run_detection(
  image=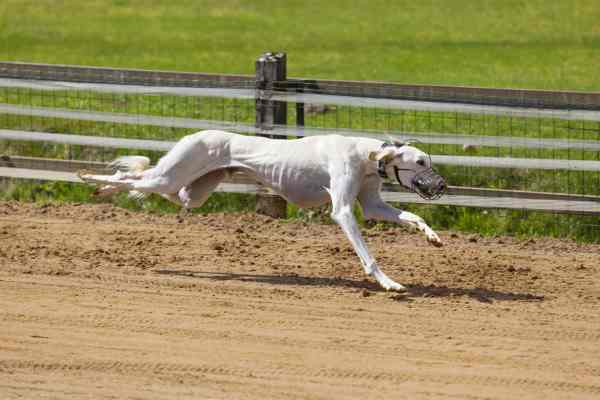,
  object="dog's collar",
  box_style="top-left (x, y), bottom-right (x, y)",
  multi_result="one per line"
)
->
top-left (377, 142), bottom-right (394, 179)
top-left (377, 160), bottom-right (388, 179)
top-left (376, 143), bottom-right (410, 189)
